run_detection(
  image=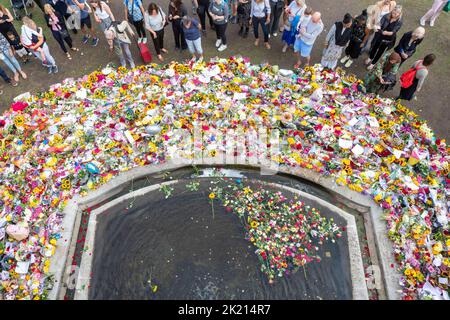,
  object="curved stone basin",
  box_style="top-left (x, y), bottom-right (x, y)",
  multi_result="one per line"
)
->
top-left (88, 179), bottom-right (353, 300)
